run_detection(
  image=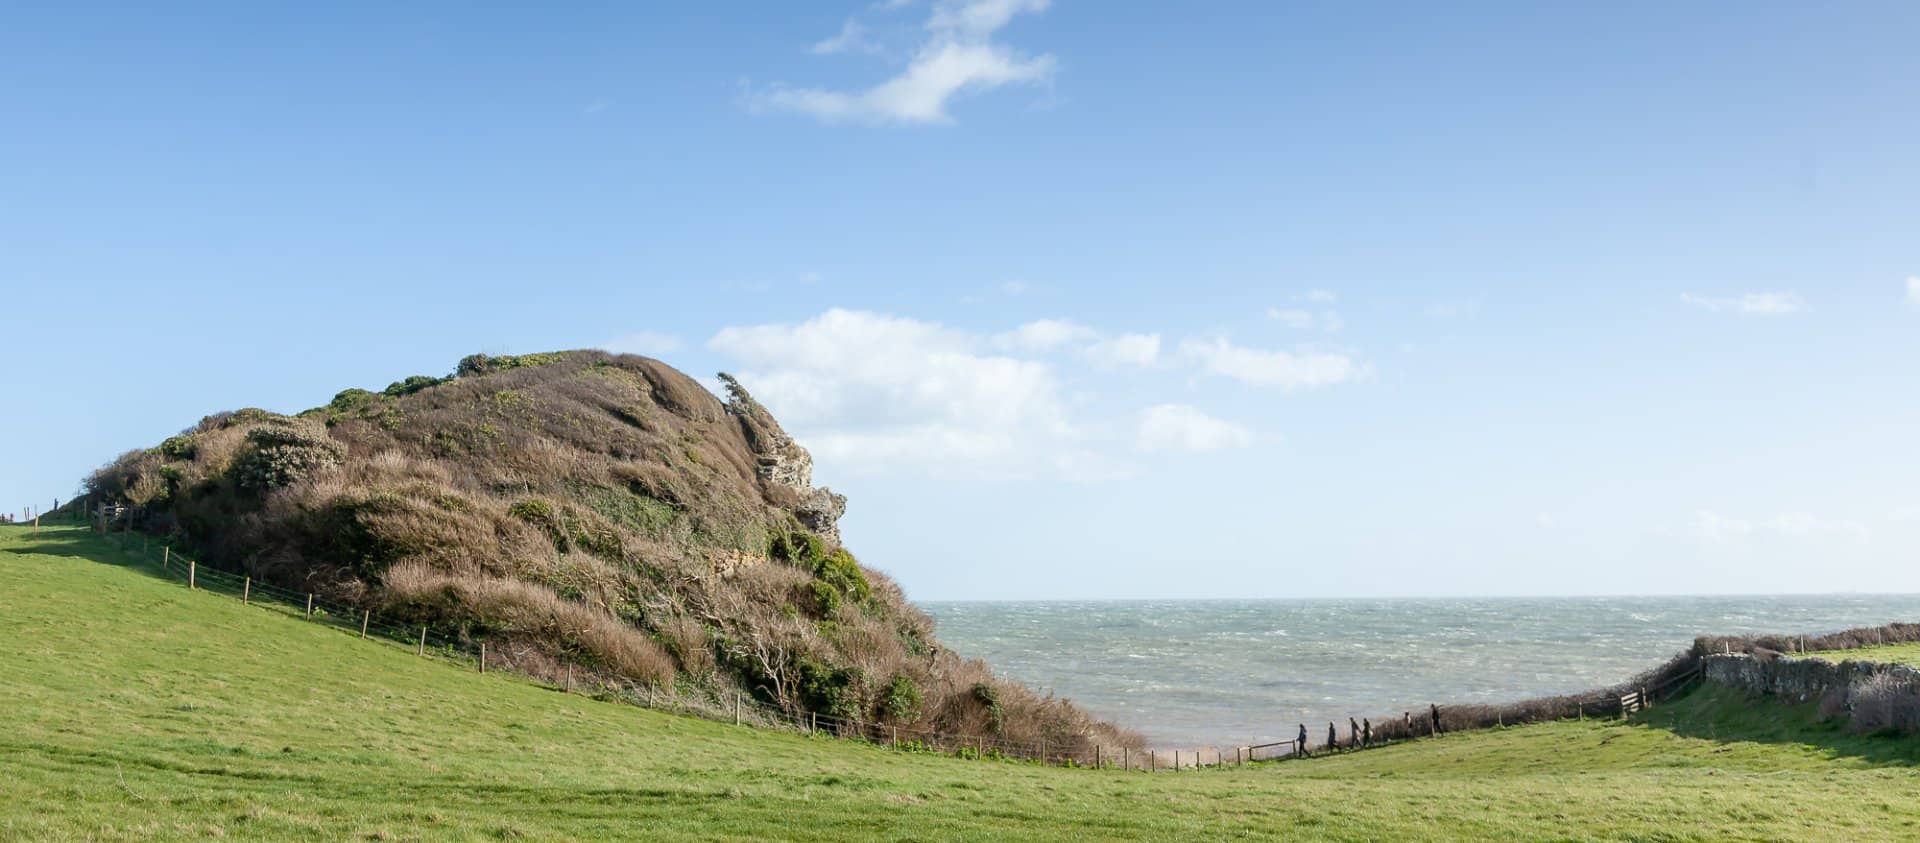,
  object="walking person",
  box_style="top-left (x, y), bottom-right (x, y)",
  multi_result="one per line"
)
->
top-left (1430, 703), bottom-right (1443, 735)
top-left (1296, 723), bottom-right (1308, 758)
top-left (1363, 718), bottom-right (1372, 748)
top-left (1327, 721), bottom-right (1337, 752)
top-left (1349, 718), bottom-right (1361, 749)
